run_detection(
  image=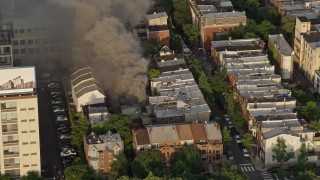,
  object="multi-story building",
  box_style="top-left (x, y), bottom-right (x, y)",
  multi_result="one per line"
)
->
top-left (211, 38), bottom-right (265, 69)
top-left (0, 30), bottom-right (13, 67)
top-left (84, 131), bottom-right (124, 173)
top-left (268, 34), bottom-right (294, 80)
top-left (293, 16), bottom-right (320, 83)
top-left (0, 66), bottom-right (41, 177)
top-left (132, 122), bottom-right (223, 169)
top-left (0, 0), bottom-right (71, 67)
top-left (71, 67), bottom-right (106, 112)
top-left (149, 69), bottom-right (211, 124)
top-left (153, 46), bottom-right (188, 72)
top-left (188, 0), bottom-right (247, 50)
